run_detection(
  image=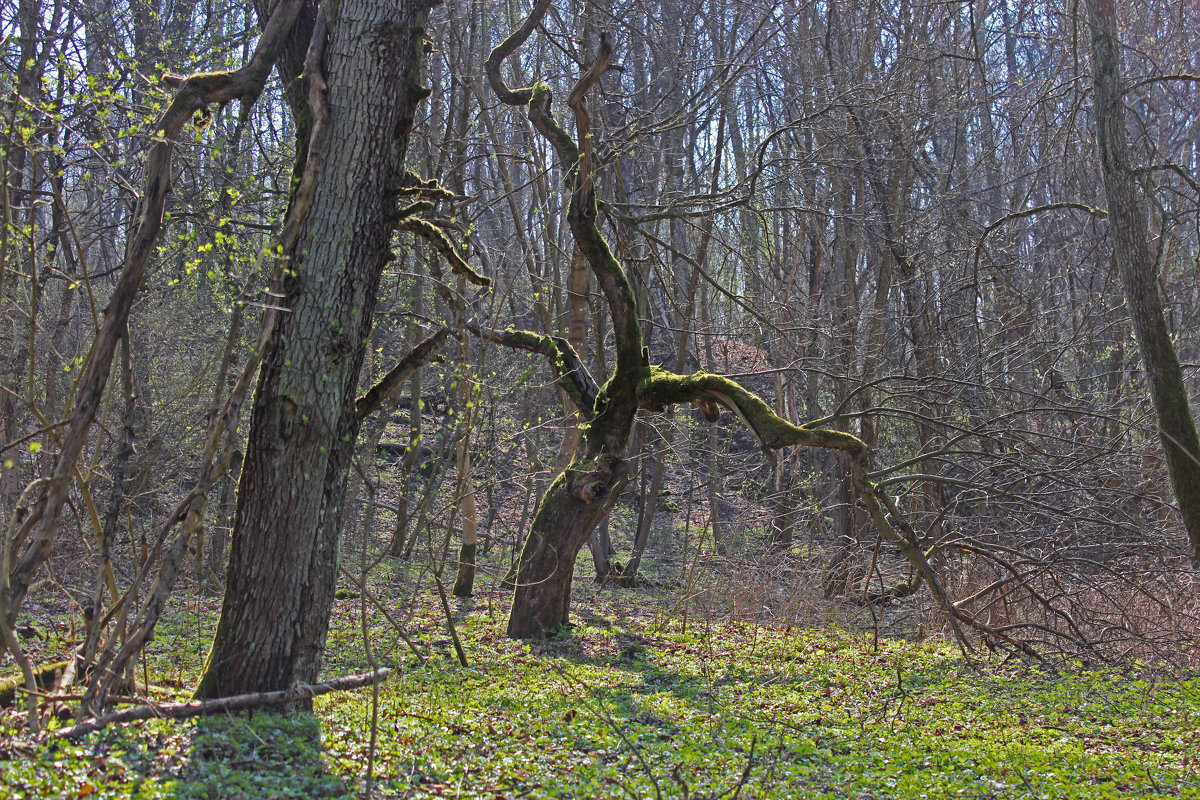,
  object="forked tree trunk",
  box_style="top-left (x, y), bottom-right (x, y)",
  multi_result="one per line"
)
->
top-left (196, 0), bottom-right (434, 699)
top-left (507, 460), bottom-right (630, 637)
